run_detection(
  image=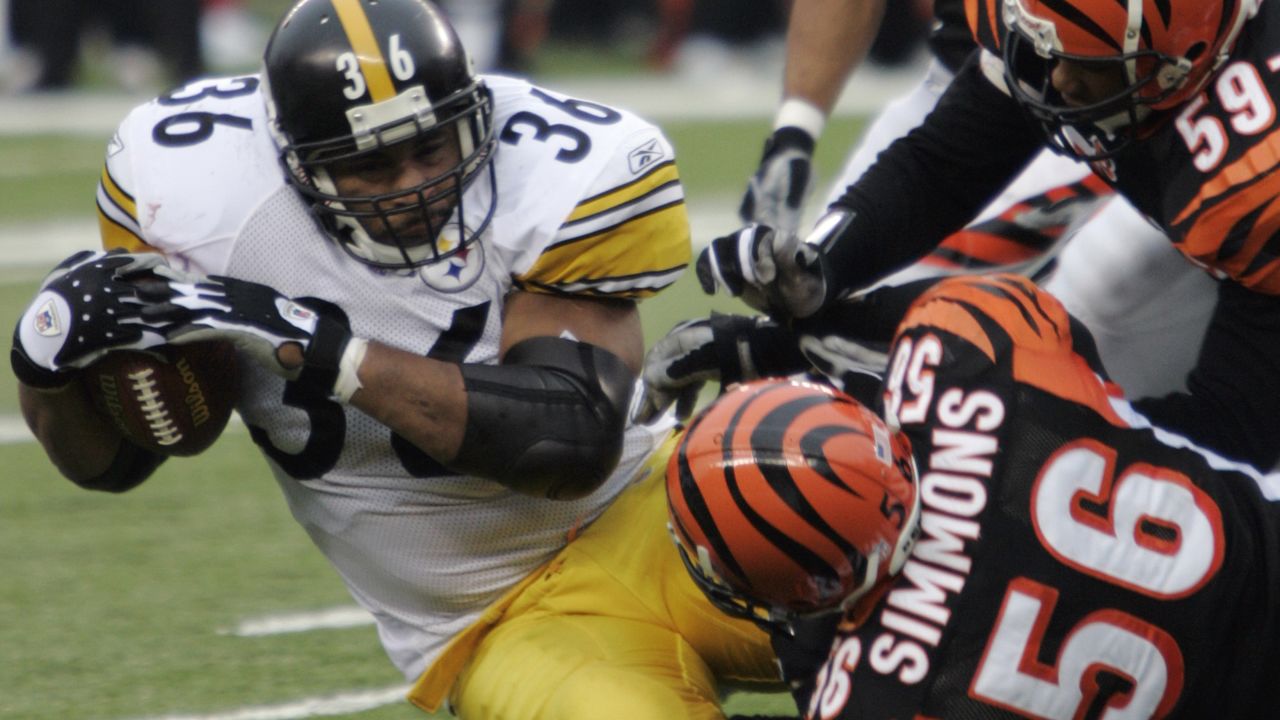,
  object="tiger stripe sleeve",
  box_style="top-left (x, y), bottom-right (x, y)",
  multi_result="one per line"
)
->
top-left (514, 159), bottom-right (691, 299)
top-left (1170, 129), bottom-right (1280, 294)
